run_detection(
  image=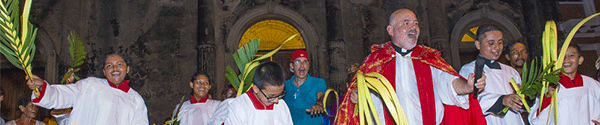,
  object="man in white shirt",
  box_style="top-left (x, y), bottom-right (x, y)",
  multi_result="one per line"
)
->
top-left (459, 25), bottom-right (525, 125)
top-left (223, 61), bottom-right (293, 125)
top-left (26, 52), bottom-right (148, 125)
